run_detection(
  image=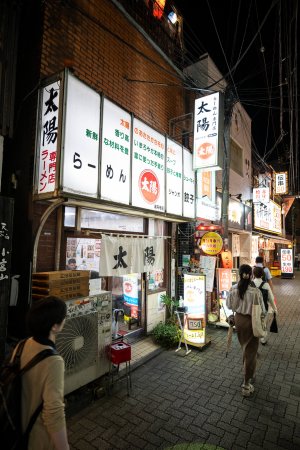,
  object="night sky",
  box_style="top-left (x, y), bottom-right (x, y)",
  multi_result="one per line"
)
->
top-left (172, 0), bottom-right (293, 171)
